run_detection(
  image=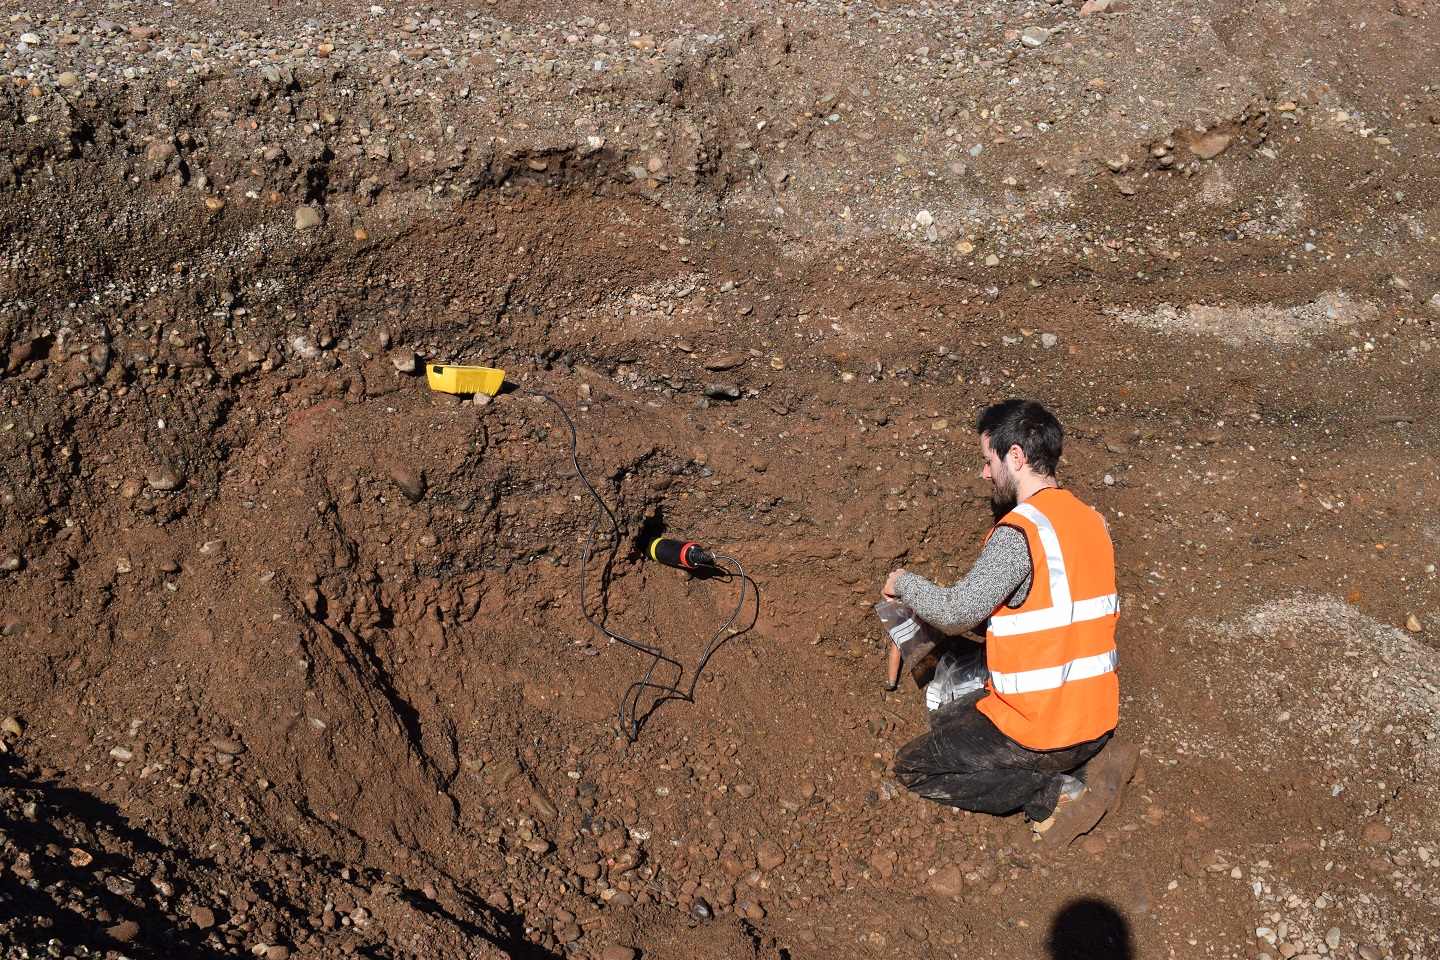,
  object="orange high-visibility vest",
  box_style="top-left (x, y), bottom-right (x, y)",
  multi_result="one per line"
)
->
top-left (977, 487), bottom-right (1120, 750)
